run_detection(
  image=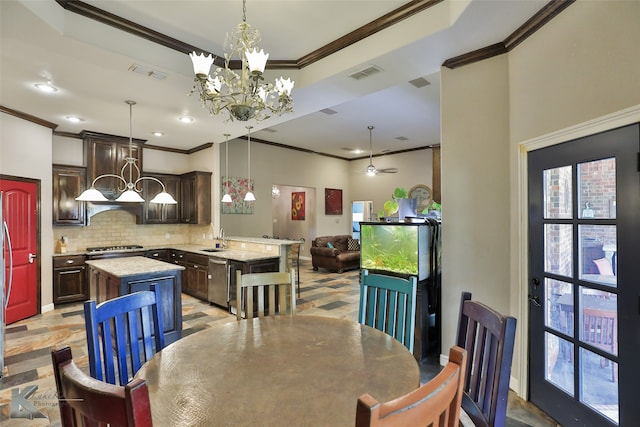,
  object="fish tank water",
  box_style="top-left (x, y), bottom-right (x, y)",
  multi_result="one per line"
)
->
top-left (359, 223), bottom-right (429, 280)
